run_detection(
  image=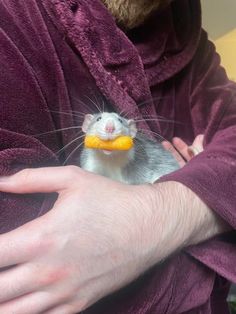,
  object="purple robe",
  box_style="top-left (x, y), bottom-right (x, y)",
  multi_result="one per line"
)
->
top-left (0, 0), bottom-right (235, 312)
